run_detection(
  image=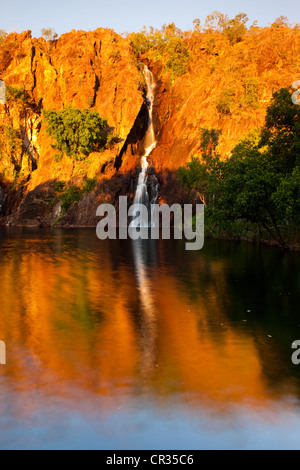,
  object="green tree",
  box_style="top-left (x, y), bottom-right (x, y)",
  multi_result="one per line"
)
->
top-left (178, 129), bottom-right (221, 205)
top-left (43, 107), bottom-right (109, 160)
top-left (129, 28), bottom-right (152, 56)
top-left (41, 28), bottom-right (58, 41)
top-left (223, 13), bottom-right (249, 44)
top-left (261, 88), bottom-right (300, 173)
top-left (178, 88), bottom-right (300, 246)
top-left (164, 37), bottom-right (191, 79)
